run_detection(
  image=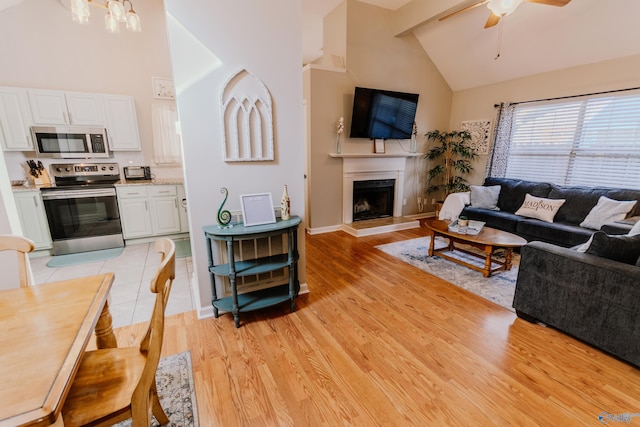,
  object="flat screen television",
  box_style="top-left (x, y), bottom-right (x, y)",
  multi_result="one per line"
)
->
top-left (349, 86), bottom-right (419, 140)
